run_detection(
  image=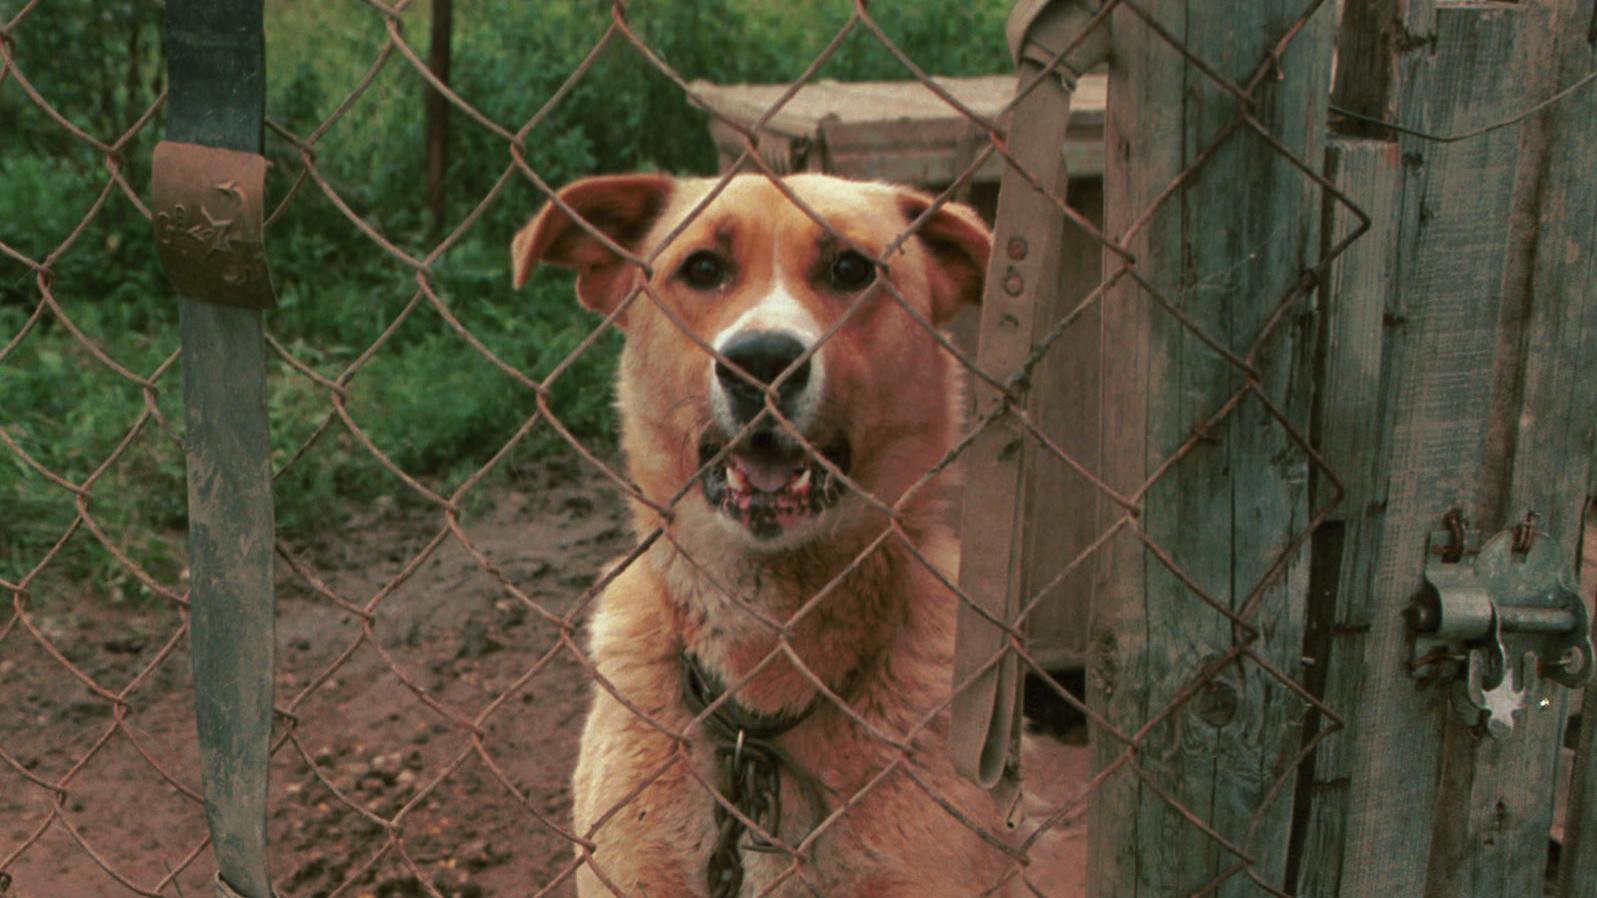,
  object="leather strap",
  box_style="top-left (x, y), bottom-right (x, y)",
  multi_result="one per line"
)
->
top-left (951, 0), bottom-right (1108, 815)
